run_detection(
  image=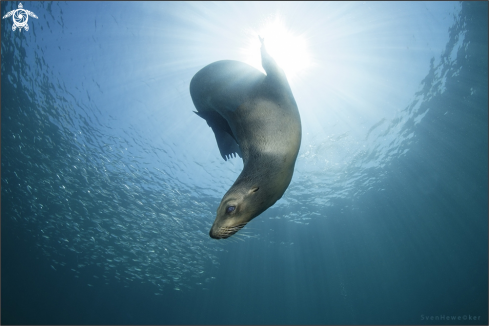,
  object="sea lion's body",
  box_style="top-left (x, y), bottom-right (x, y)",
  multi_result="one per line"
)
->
top-left (190, 40), bottom-right (301, 239)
